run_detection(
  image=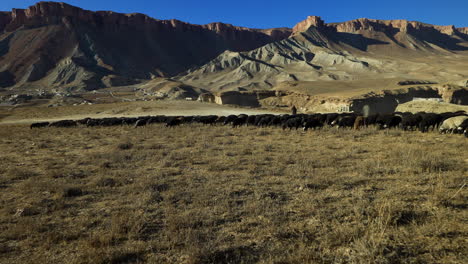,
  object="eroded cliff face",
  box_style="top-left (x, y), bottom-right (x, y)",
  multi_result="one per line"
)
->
top-left (0, 12), bottom-right (11, 32)
top-left (349, 87), bottom-right (442, 114)
top-left (349, 86), bottom-right (468, 114)
top-left (457, 27), bottom-right (468, 40)
top-left (290, 16), bottom-right (464, 37)
top-left (438, 85), bottom-right (468, 104)
top-left (255, 86), bottom-right (468, 114)
top-left (292, 16), bottom-right (325, 34)
top-left (290, 16), bottom-right (468, 52)
top-left (3, 2), bottom-right (291, 49)
top-left (329, 18), bottom-right (458, 35)
top-left (458, 27), bottom-right (468, 34)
